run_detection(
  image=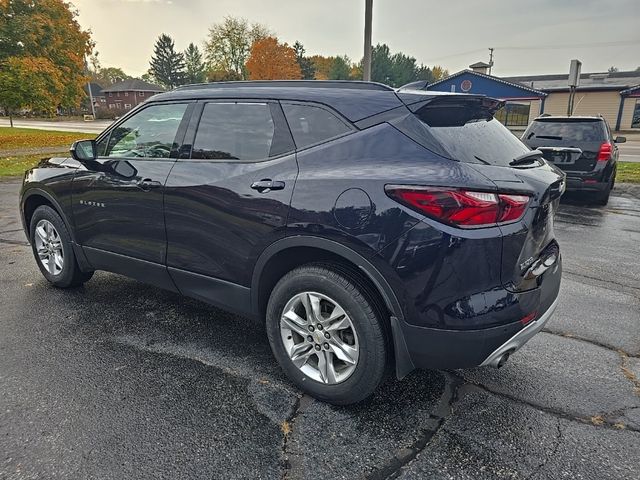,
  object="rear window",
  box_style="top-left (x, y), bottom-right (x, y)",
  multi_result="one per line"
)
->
top-left (524, 120), bottom-right (606, 142)
top-left (413, 116), bottom-right (530, 167)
